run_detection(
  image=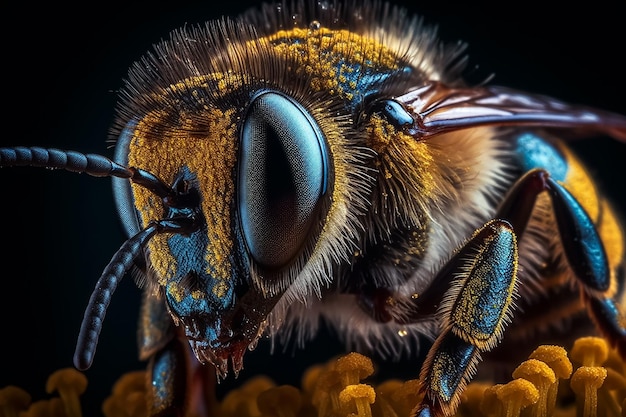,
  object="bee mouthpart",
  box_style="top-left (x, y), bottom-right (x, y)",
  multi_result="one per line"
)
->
top-left (181, 310), bottom-right (270, 381)
top-left (191, 337), bottom-right (252, 380)
top-left (171, 282), bottom-right (278, 380)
